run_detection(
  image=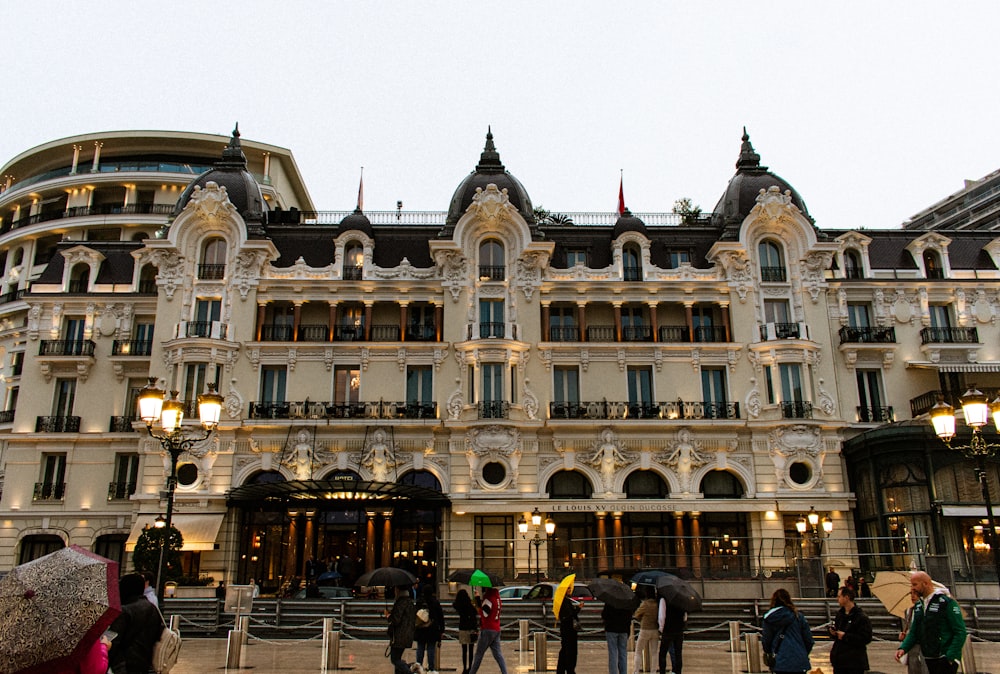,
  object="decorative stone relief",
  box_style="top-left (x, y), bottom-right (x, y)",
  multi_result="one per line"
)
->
top-left (584, 428), bottom-right (632, 494)
top-left (892, 290), bottom-right (915, 324)
top-left (800, 251), bottom-right (832, 303)
top-left (745, 378), bottom-right (761, 419)
top-left (358, 427), bottom-right (397, 482)
top-left (397, 348), bottom-right (407, 372)
top-left (447, 379), bottom-right (464, 420)
top-left (434, 250), bottom-right (468, 302)
top-left (465, 424), bottom-right (522, 491)
top-left (816, 378), bottom-right (835, 416)
top-left (287, 348), bottom-right (297, 372)
top-left (768, 424), bottom-right (825, 490)
top-left (514, 251), bottom-right (546, 301)
top-left (715, 251), bottom-right (752, 302)
top-left (139, 249), bottom-right (184, 300)
top-left (231, 249), bottom-right (269, 300)
top-left (433, 347), bottom-right (447, 372)
top-left (973, 288), bottom-right (995, 325)
top-left (658, 428), bottom-right (708, 494)
top-left (521, 378), bottom-right (539, 421)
